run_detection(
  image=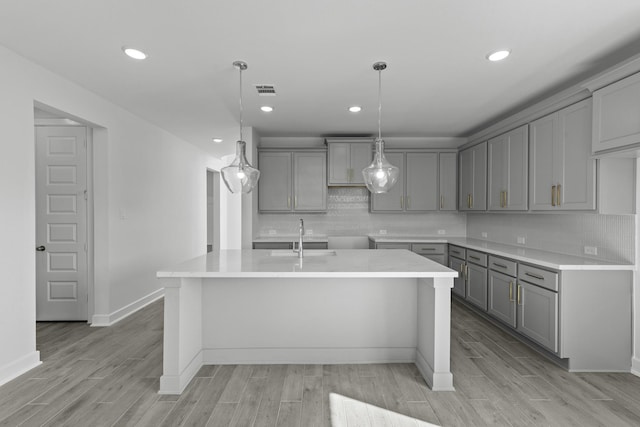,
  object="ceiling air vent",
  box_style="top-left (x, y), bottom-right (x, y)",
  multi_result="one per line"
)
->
top-left (255, 85), bottom-right (276, 96)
